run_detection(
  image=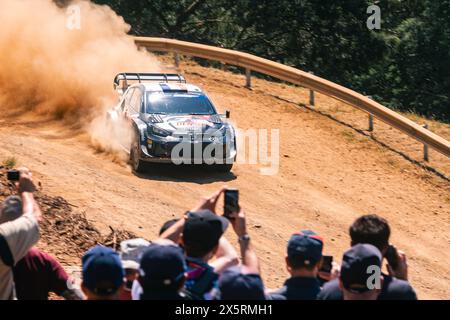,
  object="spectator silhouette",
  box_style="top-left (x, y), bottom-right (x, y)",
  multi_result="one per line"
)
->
top-left (81, 245), bottom-right (124, 300)
top-left (0, 168), bottom-right (41, 300)
top-left (160, 188), bottom-right (239, 300)
top-left (318, 214), bottom-right (417, 300)
top-left (138, 242), bottom-right (186, 300)
top-left (339, 244), bottom-right (383, 300)
top-left (217, 208), bottom-right (265, 300)
top-left (269, 230), bottom-right (323, 300)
